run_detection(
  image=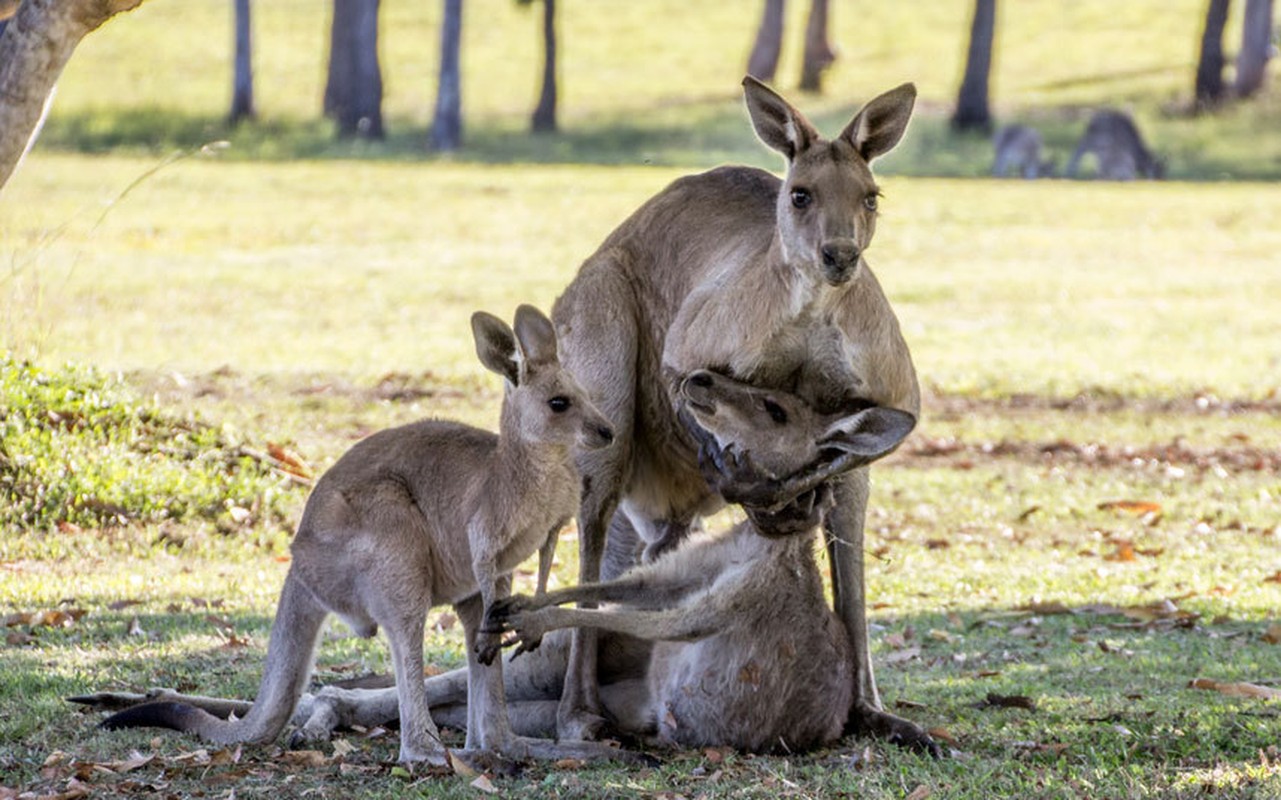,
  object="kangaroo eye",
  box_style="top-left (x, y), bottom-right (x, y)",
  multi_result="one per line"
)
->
top-left (762, 399), bottom-right (788, 424)
top-left (548, 396), bottom-right (572, 413)
top-left (864, 193), bottom-right (879, 211)
top-left (790, 188), bottom-right (812, 209)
